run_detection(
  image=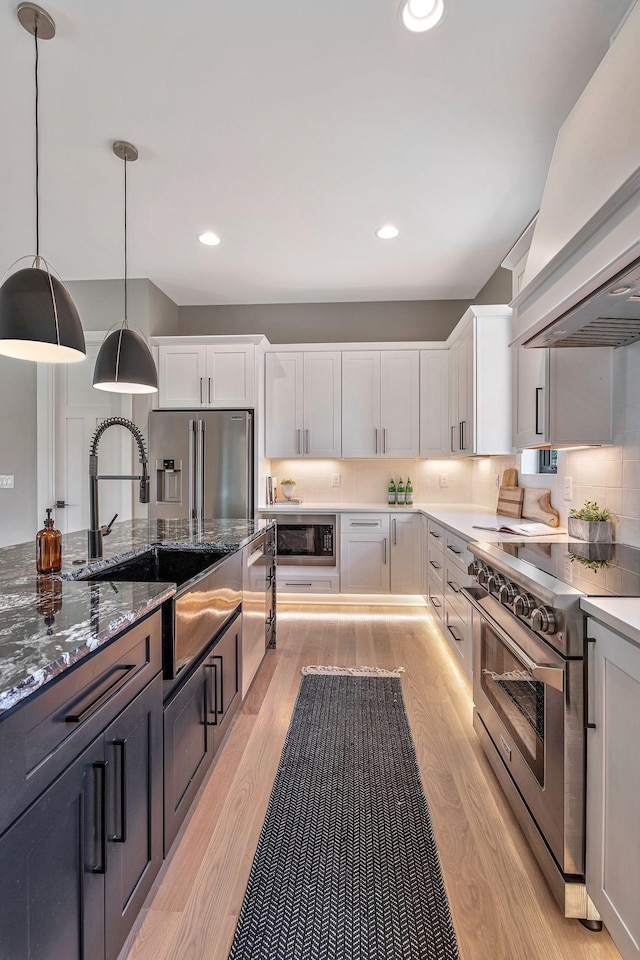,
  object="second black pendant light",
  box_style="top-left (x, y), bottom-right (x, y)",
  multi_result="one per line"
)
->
top-left (93, 141), bottom-right (158, 394)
